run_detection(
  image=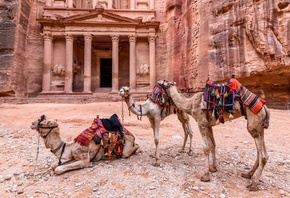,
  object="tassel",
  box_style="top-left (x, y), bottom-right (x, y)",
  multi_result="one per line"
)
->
top-left (117, 146), bottom-right (121, 154)
top-left (224, 92), bottom-right (228, 98)
top-left (211, 89), bottom-right (215, 96)
top-left (218, 101), bottom-right (222, 106)
top-left (229, 113), bottom-right (234, 118)
top-left (215, 89), bottom-right (219, 97)
top-left (107, 150), bottom-right (111, 157)
top-left (212, 110), bottom-right (215, 118)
